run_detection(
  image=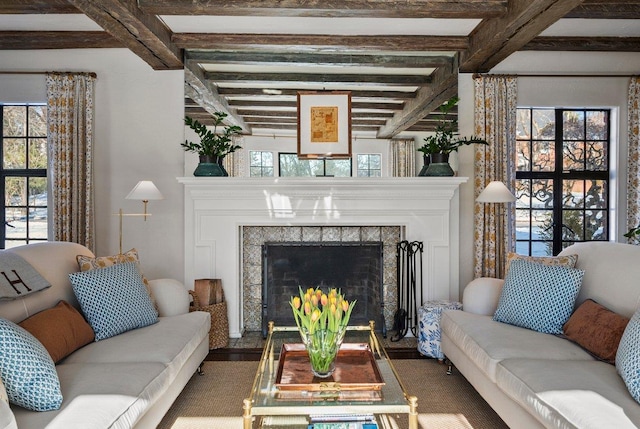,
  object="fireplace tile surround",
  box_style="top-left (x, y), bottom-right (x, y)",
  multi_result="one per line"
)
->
top-left (178, 177), bottom-right (467, 338)
top-left (242, 225), bottom-right (402, 332)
